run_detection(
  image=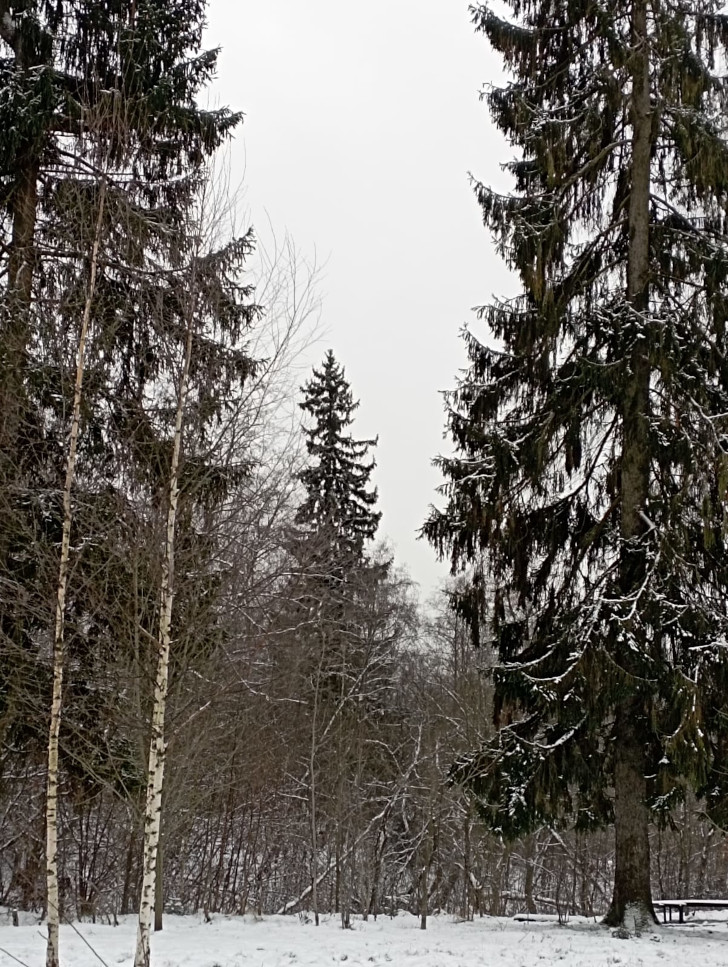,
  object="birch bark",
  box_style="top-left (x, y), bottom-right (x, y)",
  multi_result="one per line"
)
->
top-left (46, 178), bottom-right (107, 967)
top-left (134, 284), bottom-right (195, 967)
